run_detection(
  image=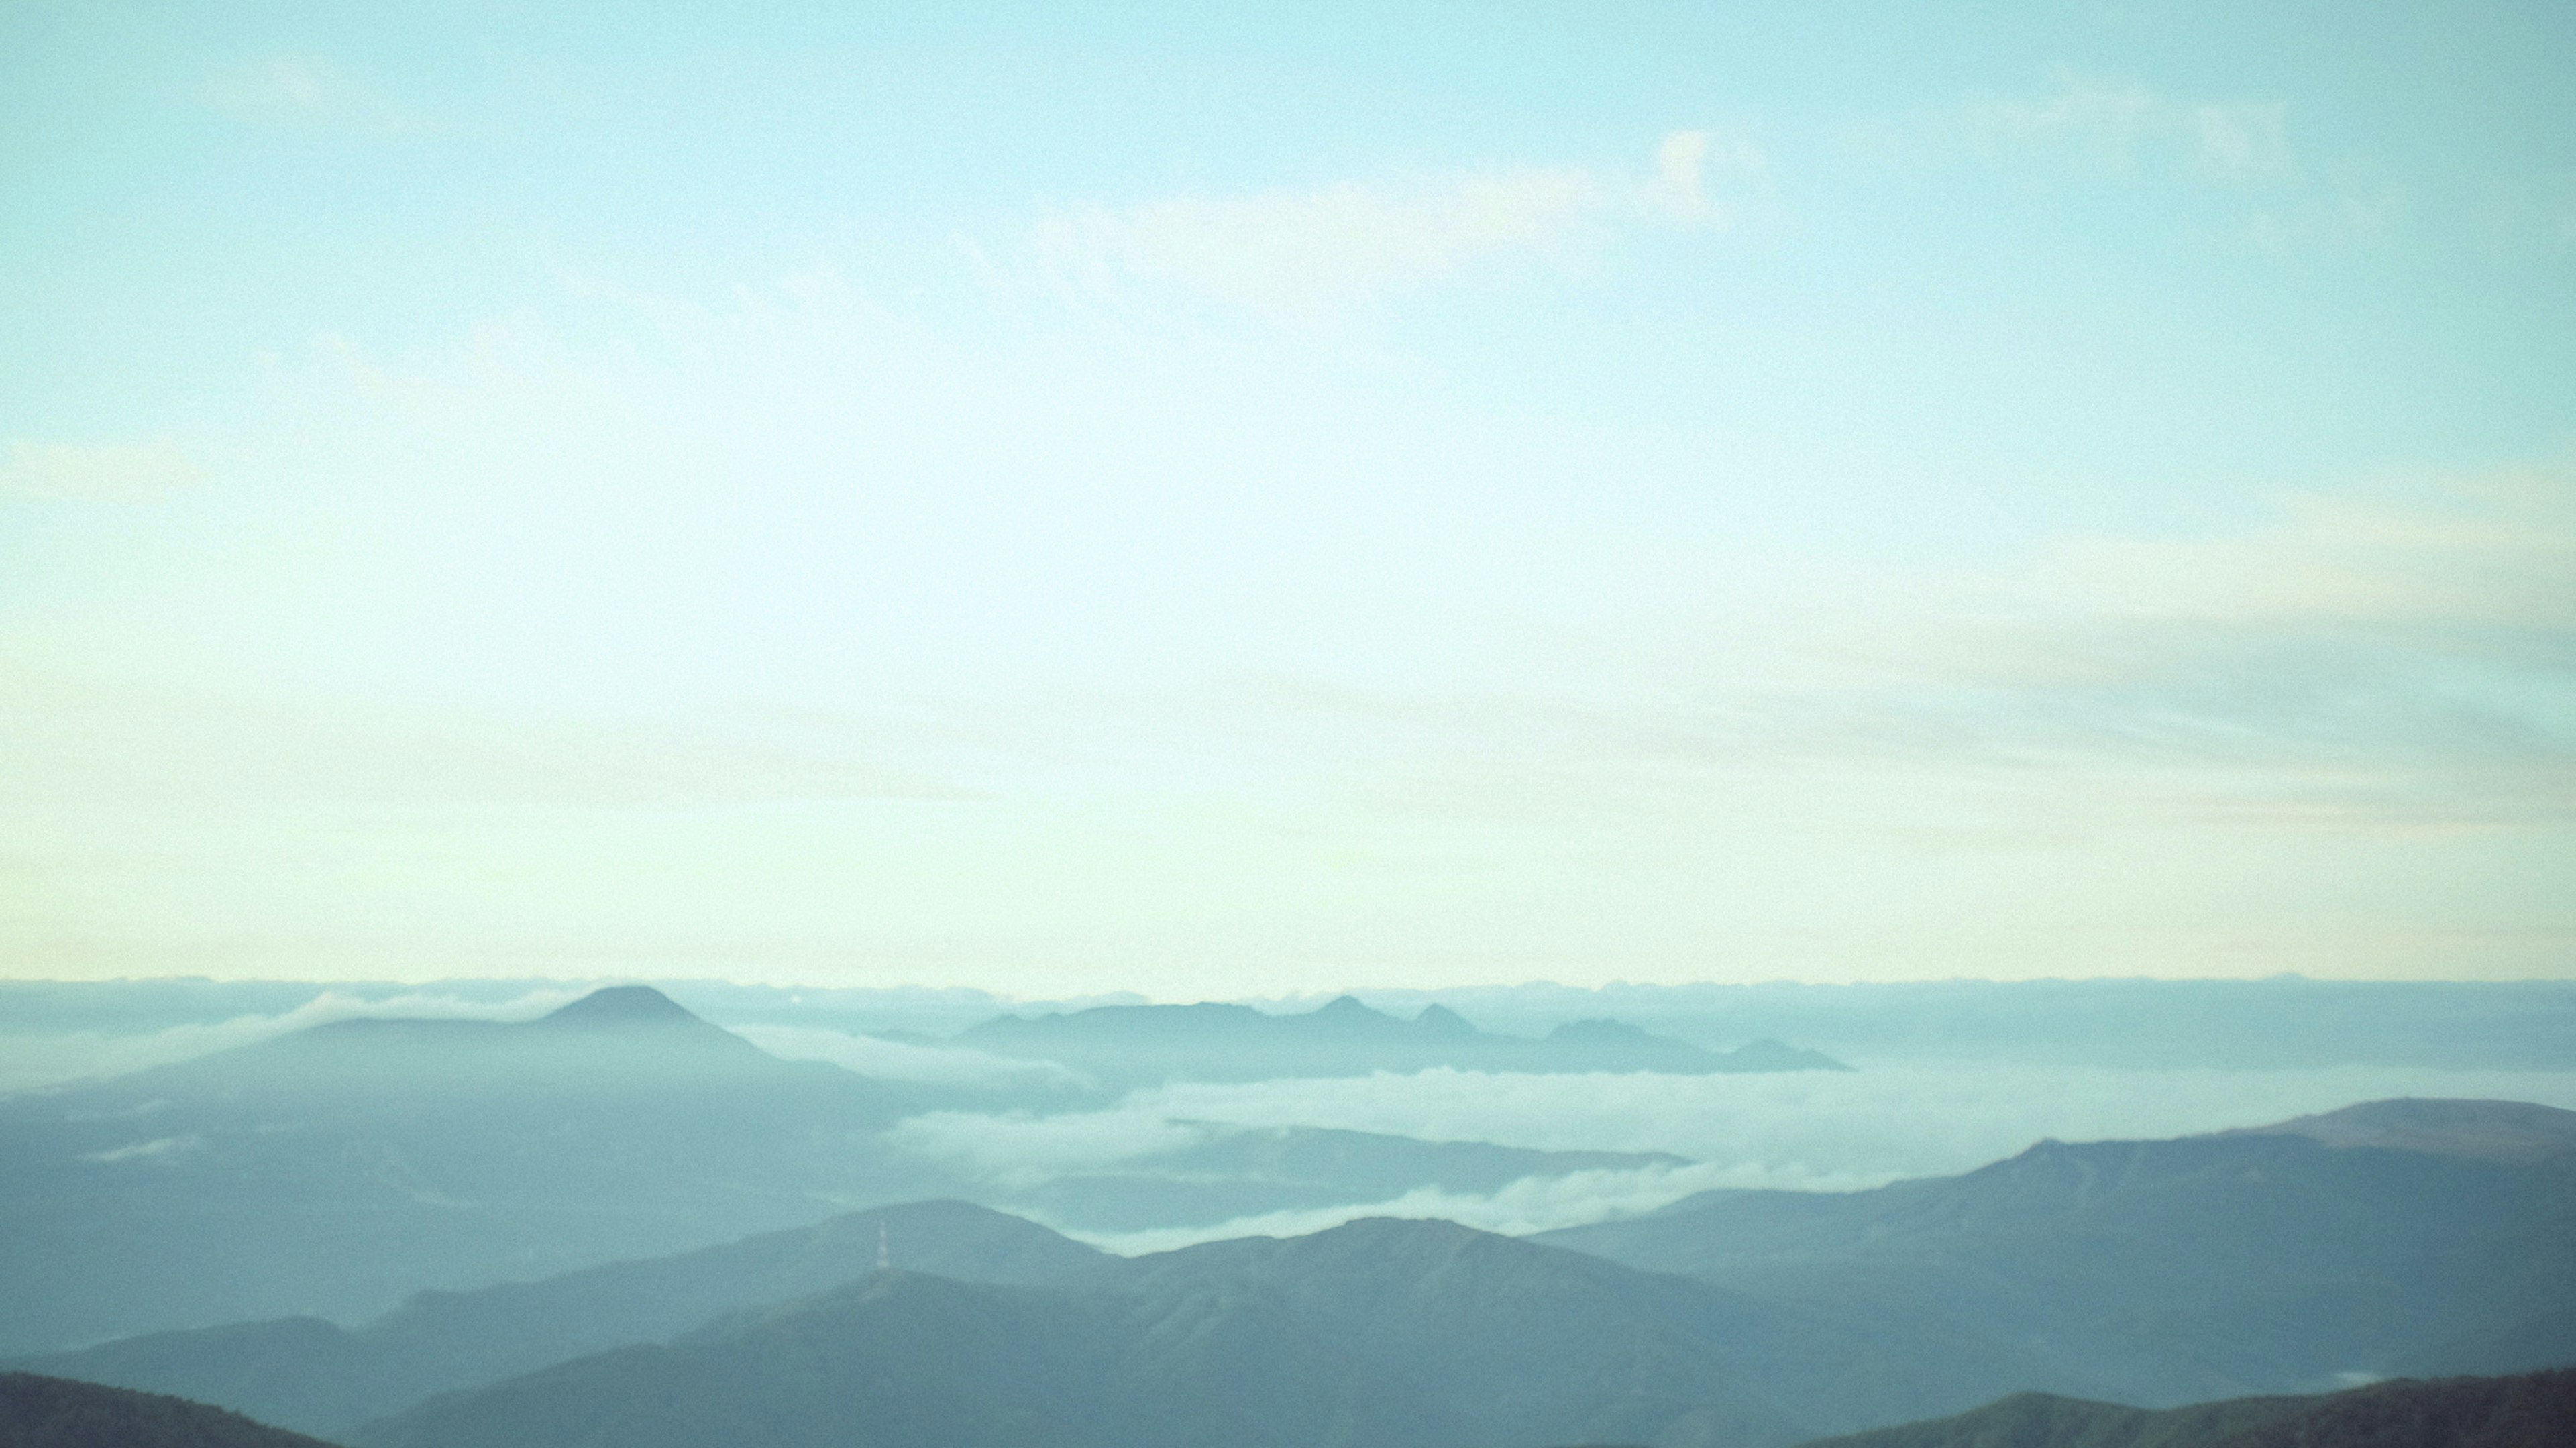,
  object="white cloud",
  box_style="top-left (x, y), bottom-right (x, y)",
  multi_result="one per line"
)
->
top-left (0, 988), bottom-right (581, 1093)
top-left (1639, 130), bottom-right (1766, 225)
top-left (80, 1135), bottom-right (204, 1164)
top-left (201, 54), bottom-right (425, 138)
top-left (0, 440), bottom-right (201, 502)
top-left (888, 1108), bottom-right (1210, 1192)
top-left (2019, 486), bottom-right (2576, 632)
top-left (1036, 131), bottom-right (1754, 317)
top-left (1064, 1158), bottom-right (1763, 1255)
top-left (734, 1025), bottom-right (1088, 1090)
top-left (2191, 102), bottom-right (2292, 180)
top-left (1966, 72), bottom-right (2163, 168)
